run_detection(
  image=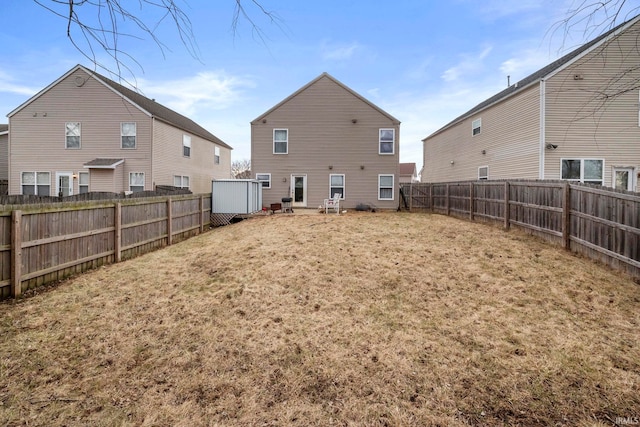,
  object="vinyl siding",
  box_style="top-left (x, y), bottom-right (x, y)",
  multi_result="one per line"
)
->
top-left (8, 68), bottom-right (152, 195)
top-left (423, 84), bottom-right (540, 182)
top-left (152, 120), bottom-right (231, 193)
top-left (0, 133), bottom-right (7, 180)
top-left (544, 20), bottom-right (640, 188)
top-left (251, 75), bottom-right (399, 209)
